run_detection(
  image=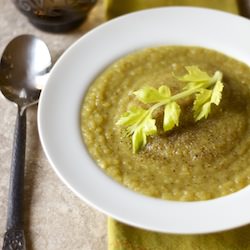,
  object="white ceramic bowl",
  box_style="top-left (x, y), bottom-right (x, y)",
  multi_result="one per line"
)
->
top-left (38, 7), bottom-right (250, 234)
